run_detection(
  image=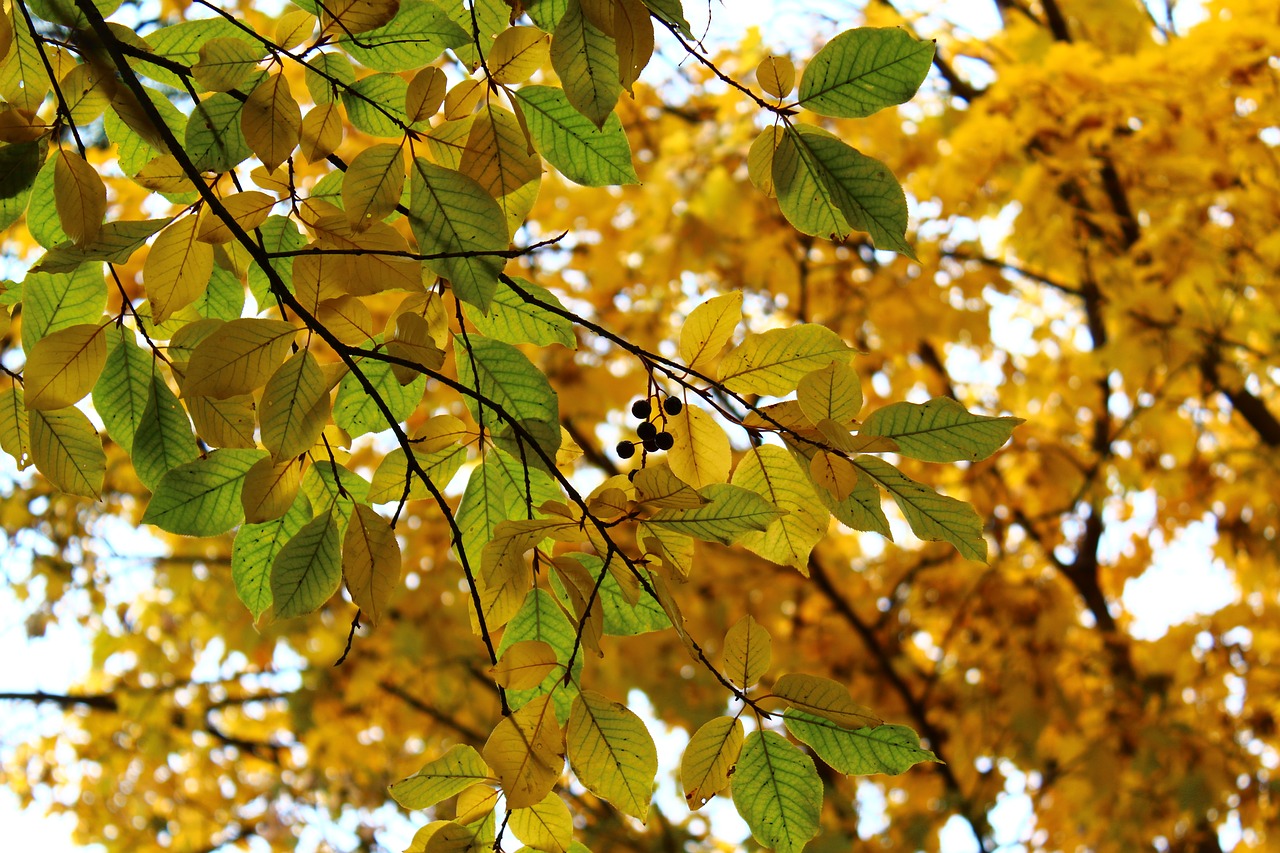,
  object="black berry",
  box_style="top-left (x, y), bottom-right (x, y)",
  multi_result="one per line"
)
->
top-left (663, 397), bottom-right (683, 416)
top-left (643, 437), bottom-right (660, 453)
top-left (616, 440), bottom-right (635, 459)
top-left (631, 400), bottom-right (652, 419)
top-left (655, 431), bottom-right (674, 450)
top-left (637, 421), bottom-right (658, 440)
